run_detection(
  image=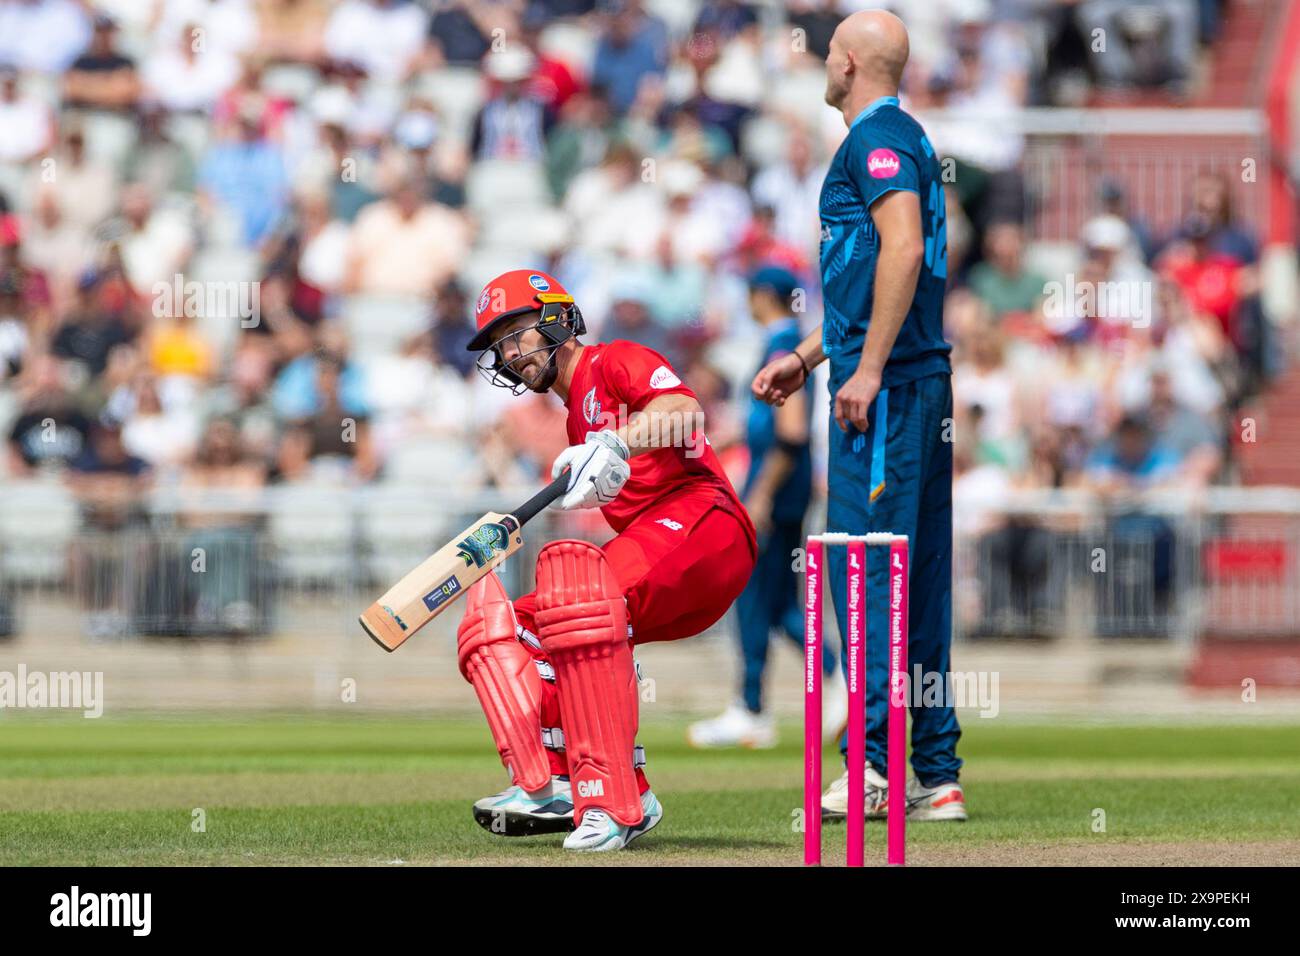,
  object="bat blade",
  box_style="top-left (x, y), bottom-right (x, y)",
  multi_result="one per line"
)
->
top-left (360, 472), bottom-right (571, 652)
top-left (359, 512), bottom-right (523, 652)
